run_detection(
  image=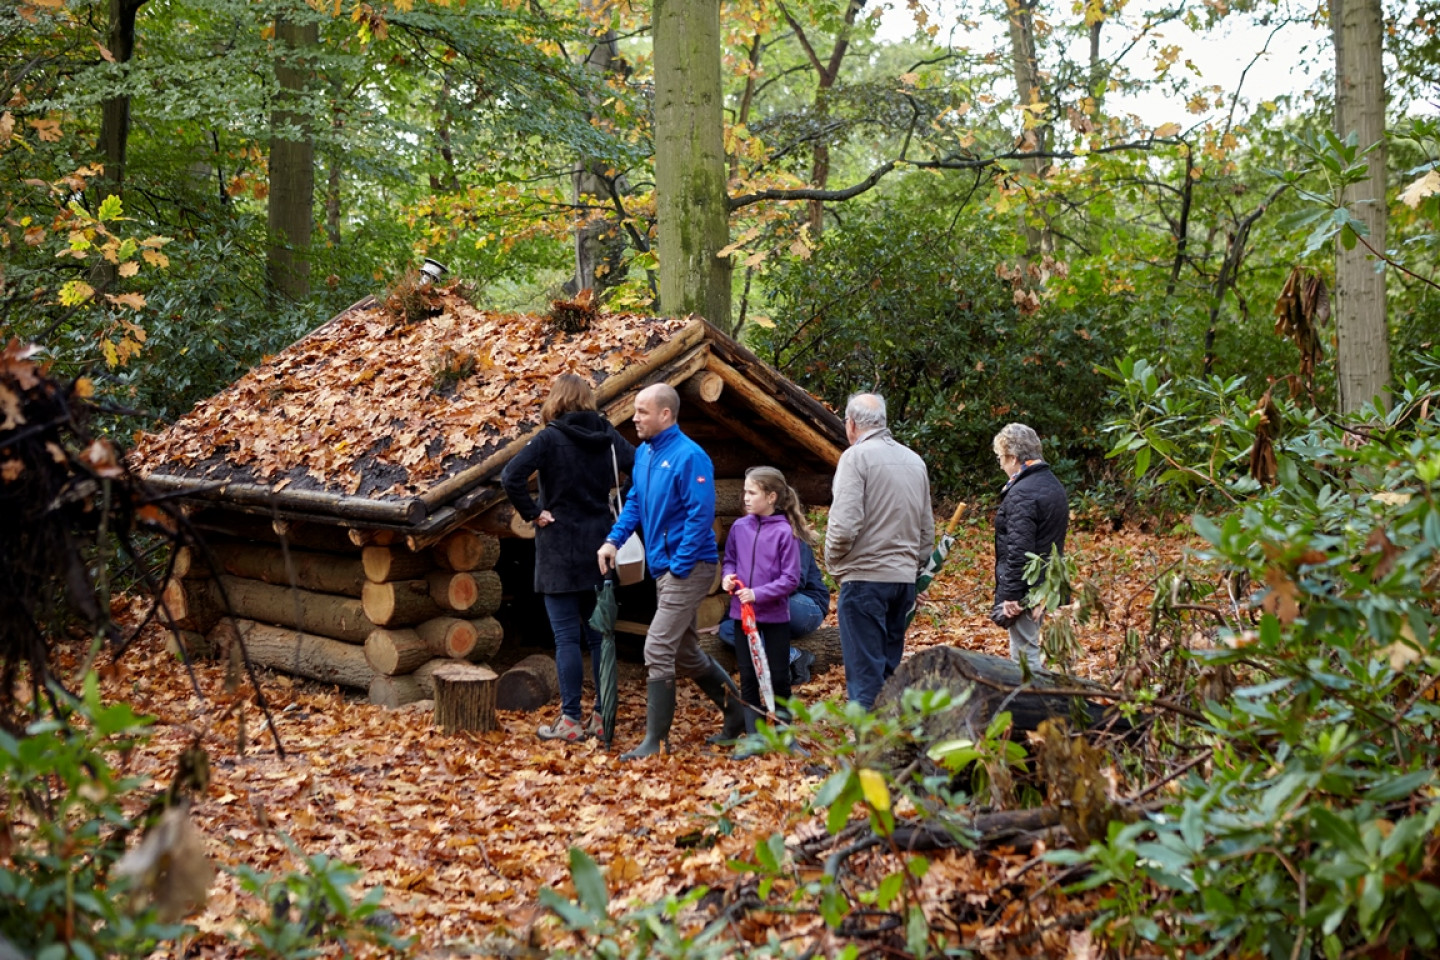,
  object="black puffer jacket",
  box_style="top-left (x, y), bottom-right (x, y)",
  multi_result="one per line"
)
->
top-left (500, 411), bottom-right (635, 594)
top-left (993, 461), bottom-right (1069, 611)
